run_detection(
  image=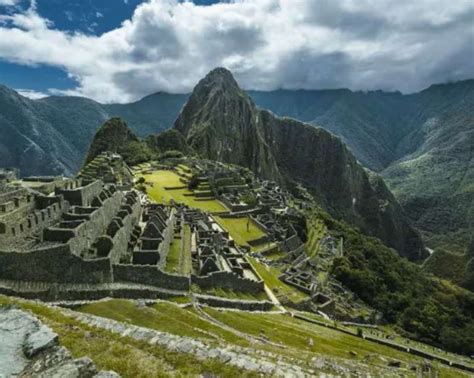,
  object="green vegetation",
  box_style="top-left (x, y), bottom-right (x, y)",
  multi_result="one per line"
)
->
top-left (202, 308), bottom-right (470, 377)
top-left (0, 296), bottom-right (251, 377)
top-left (1, 295), bottom-right (470, 377)
top-left (164, 237), bottom-right (181, 273)
top-left (194, 286), bottom-right (269, 301)
top-left (214, 216), bottom-right (266, 247)
top-left (139, 170), bottom-right (226, 212)
top-left (306, 217), bottom-right (327, 257)
top-left (180, 225), bottom-right (192, 275)
top-left (78, 299), bottom-right (245, 345)
top-left (310, 208), bottom-right (474, 356)
top-left (85, 118), bottom-right (152, 166)
top-left (248, 256), bottom-right (307, 303)
top-left (146, 129), bottom-right (189, 155)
